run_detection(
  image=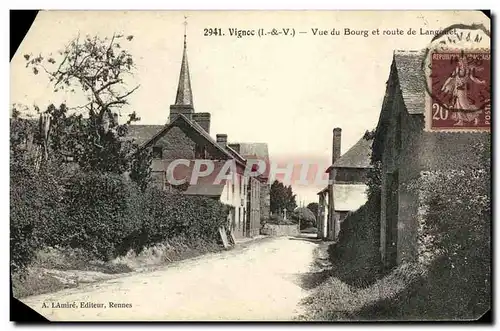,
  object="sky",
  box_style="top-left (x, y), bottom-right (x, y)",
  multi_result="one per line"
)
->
top-left (10, 10), bottom-right (490, 203)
